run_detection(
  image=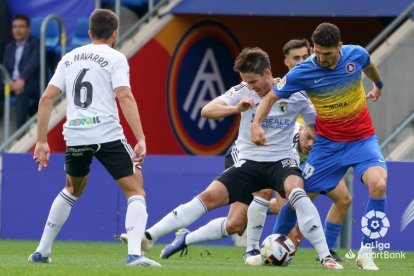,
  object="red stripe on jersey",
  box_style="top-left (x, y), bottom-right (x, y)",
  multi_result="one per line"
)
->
top-left (315, 106), bottom-right (375, 141)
